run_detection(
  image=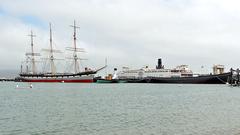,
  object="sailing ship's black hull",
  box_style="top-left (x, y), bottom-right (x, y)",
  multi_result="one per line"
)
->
top-left (148, 72), bottom-right (231, 84)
